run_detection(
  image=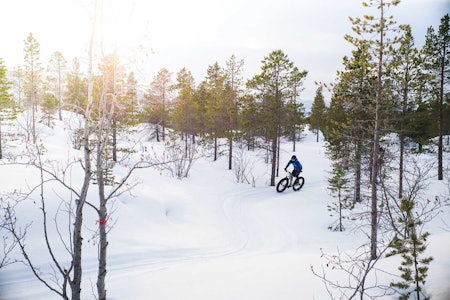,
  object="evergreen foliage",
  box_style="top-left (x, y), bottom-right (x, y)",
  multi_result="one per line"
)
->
top-left (324, 42), bottom-right (376, 203)
top-left (327, 161), bottom-right (353, 231)
top-left (147, 68), bottom-right (172, 142)
top-left (421, 14), bottom-right (450, 180)
top-left (309, 86), bottom-right (327, 142)
top-left (202, 62), bottom-right (231, 161)
top-left (23, 33), bottom-right (43, 144)
top-left (246, 50), bottom-right (307, 185)
top-left (388, 24), bottom-right (423, 198)
top-left (224, 55), bottom-right (244, 170)
top-left (0, 58), bottom-right (16, 159)
top-left (122, 72), bottom-right (140, 126)
top-left (387, 198), bottom-right (433, 300)
top-left (344, 0), bottom-right (402, 260)
top-left (0, 6), bottom-right (448, 298)
top-left (65, 58), bottom-right (88, 114)
top-left (171, 67), bottom-right (199, 144)
top-left (40, 92), bottom-right (58, 127)
top-left (46, 51), bottom-right (67, 121)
